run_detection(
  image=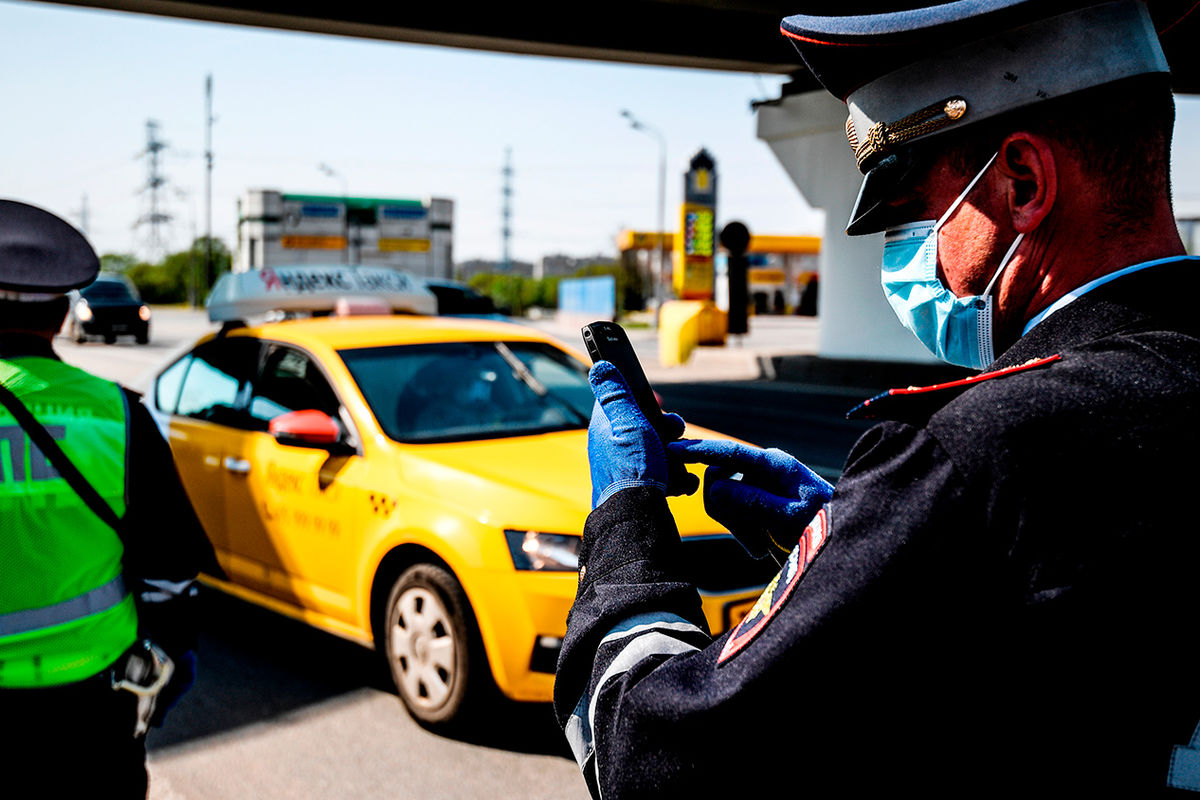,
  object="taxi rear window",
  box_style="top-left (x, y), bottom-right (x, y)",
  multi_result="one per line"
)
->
top-left (339, 341), bottom-right (592, 443)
